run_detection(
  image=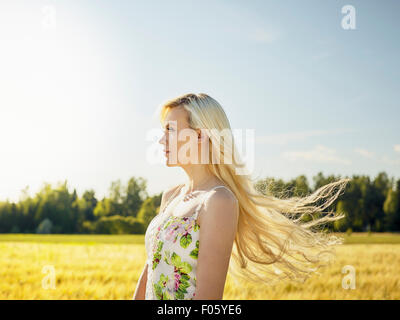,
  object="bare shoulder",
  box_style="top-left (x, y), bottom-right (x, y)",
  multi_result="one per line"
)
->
top-left (207, 186), bottom-right (239, 208)
top-left (159, 183), bottom-right (184, 213)
top-left (199, 186), bottom-right (239, 226)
